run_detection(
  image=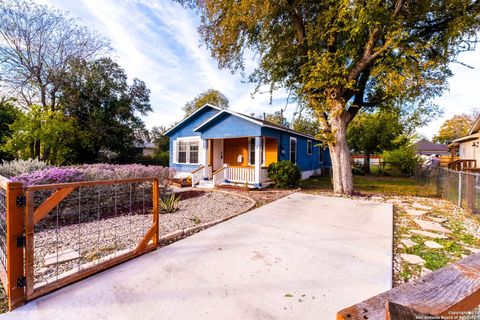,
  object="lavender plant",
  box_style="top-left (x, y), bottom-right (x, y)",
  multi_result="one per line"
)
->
top-left (0, 158), bottom-right (50, 178)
